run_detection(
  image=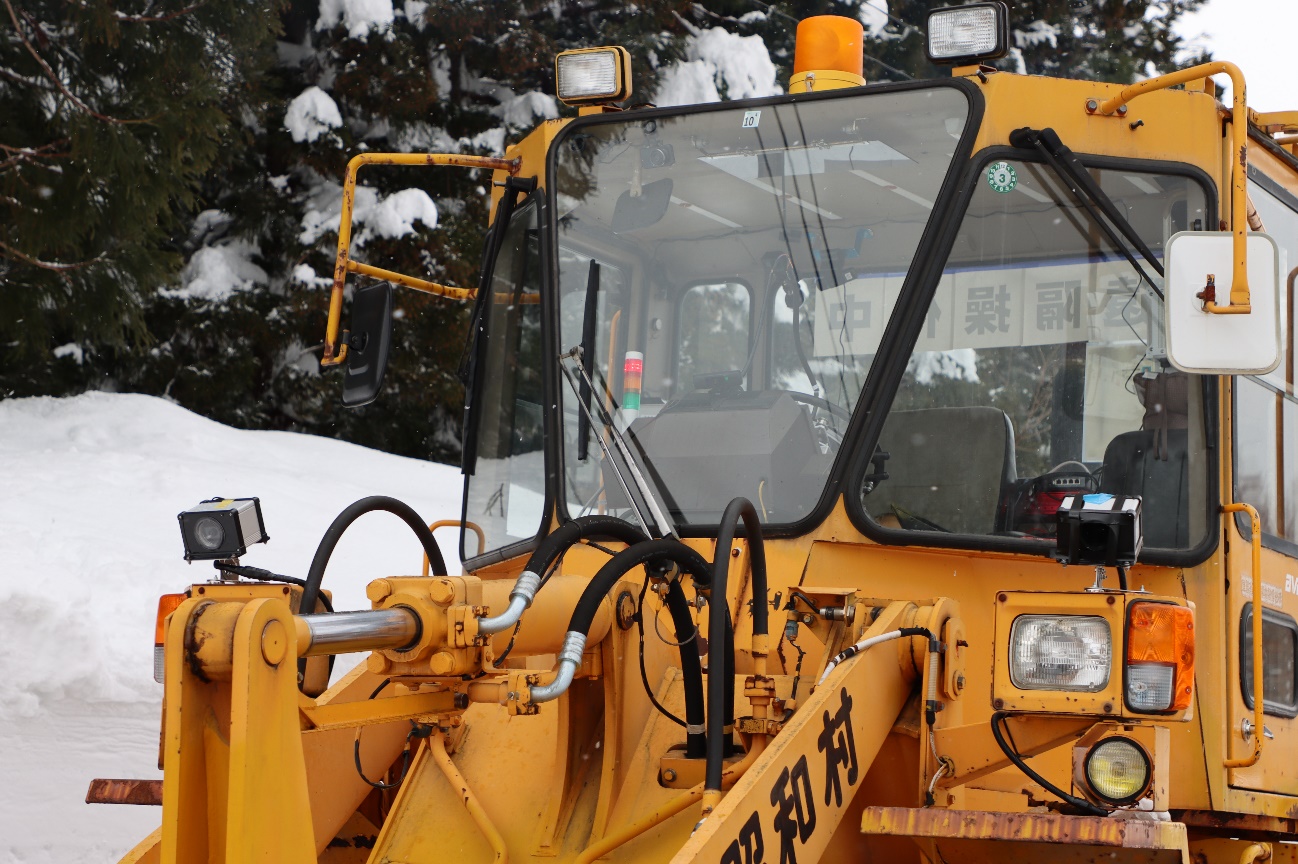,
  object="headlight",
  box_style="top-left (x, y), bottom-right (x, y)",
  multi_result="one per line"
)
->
top-left (925, 2), bottom-right (1009, 66)
top-left (177, 497), bottom-right (268, 561)
top-left (1084, 737), bottom-right (1151, 804)
top-left (1009, 615), bottom-right (1111, 691)
top-left (554, 47), bottom-right (632, 106)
